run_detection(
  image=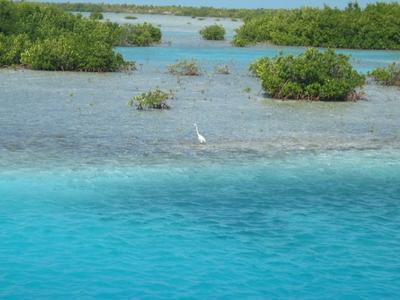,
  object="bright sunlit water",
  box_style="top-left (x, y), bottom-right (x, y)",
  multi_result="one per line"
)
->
top-left (1, 152), bottom-right (400, 299)
top-left (1, 13), bottom-right (400, 299)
